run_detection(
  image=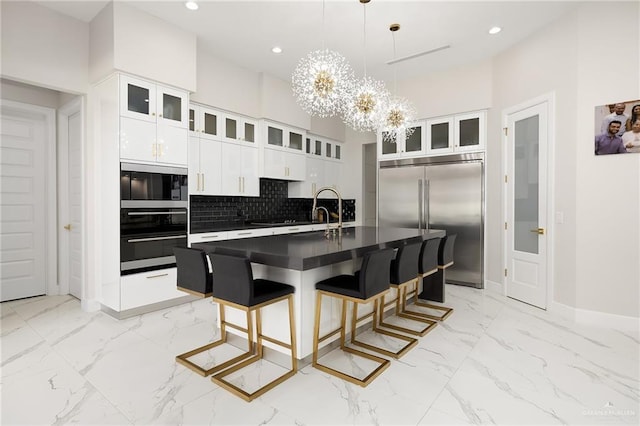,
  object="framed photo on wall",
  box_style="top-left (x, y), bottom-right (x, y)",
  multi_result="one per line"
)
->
top-left (594, 99), bottom-right (640, 155)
